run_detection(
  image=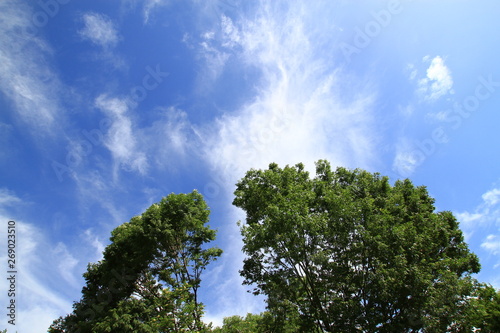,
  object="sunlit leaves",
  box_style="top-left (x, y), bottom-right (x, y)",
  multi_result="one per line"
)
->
top-left (234, 160), bottom-right (480, 332)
